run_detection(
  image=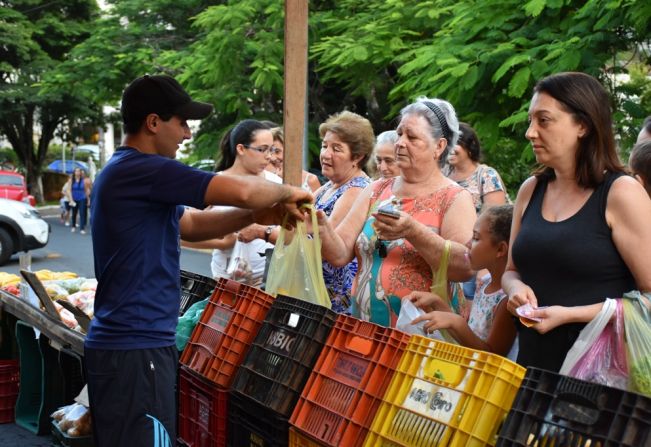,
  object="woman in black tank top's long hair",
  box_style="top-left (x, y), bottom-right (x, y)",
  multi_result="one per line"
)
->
top-left (502, 72), bottom-right (651, 372)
